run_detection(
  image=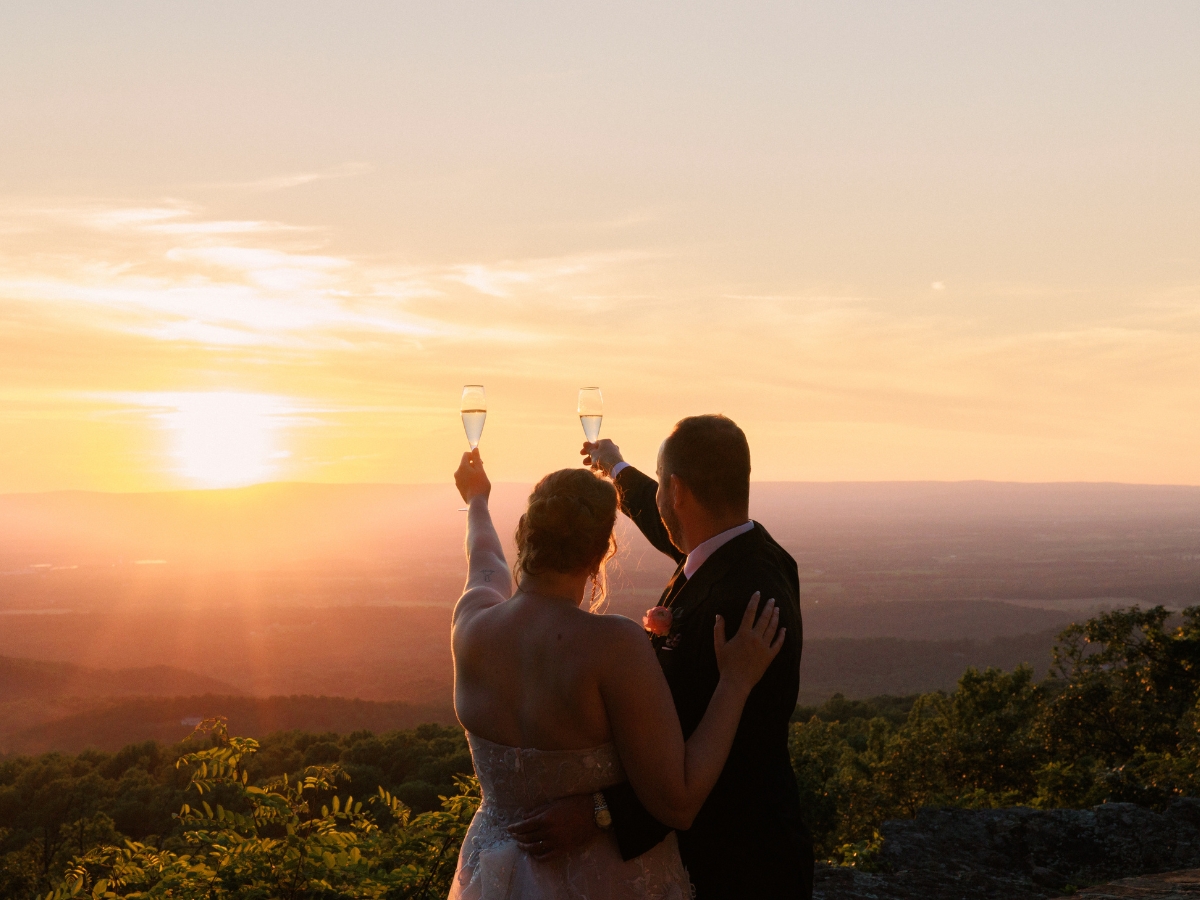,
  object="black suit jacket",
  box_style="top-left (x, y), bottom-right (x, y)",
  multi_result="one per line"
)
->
top-left (603, 466), bottom-right (814, 900)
